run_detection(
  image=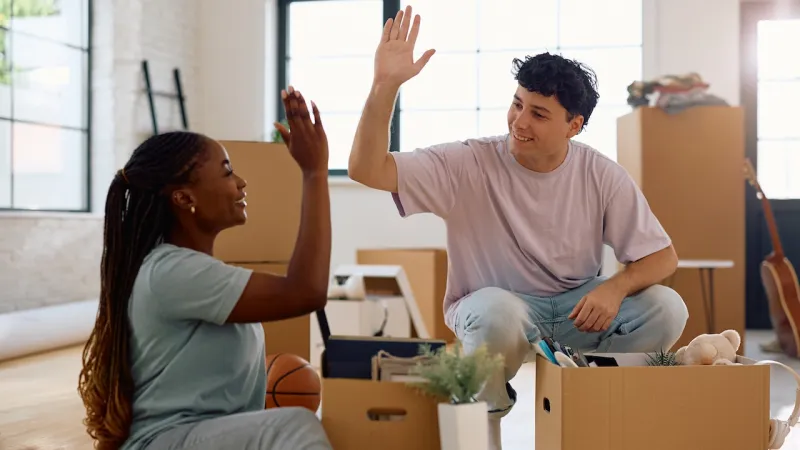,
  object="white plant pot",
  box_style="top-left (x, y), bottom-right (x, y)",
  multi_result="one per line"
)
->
top-left (438, 401), bottom-right (489, 450)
